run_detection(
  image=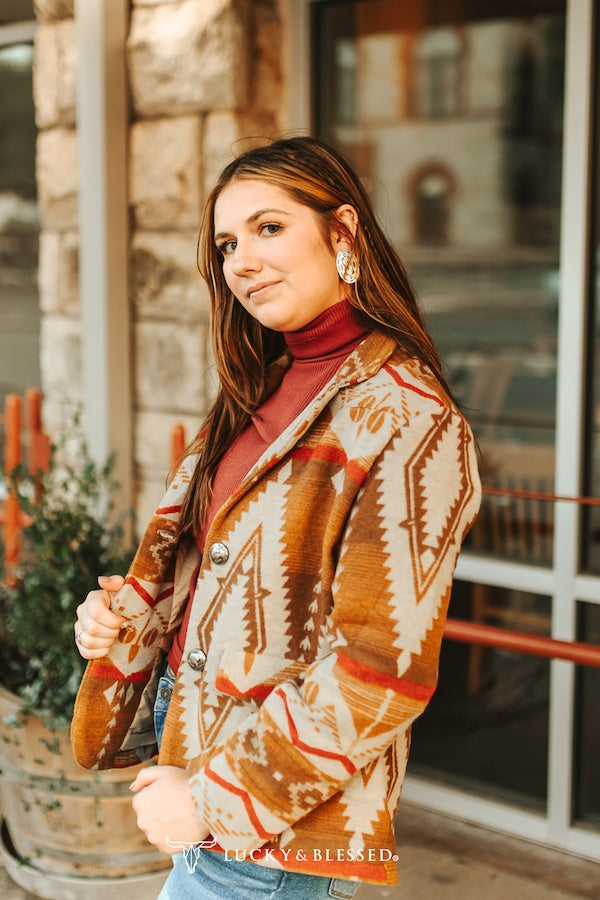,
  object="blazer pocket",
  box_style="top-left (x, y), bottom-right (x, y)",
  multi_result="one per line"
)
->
top-left (215, 648), bottom-right (309, 702)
